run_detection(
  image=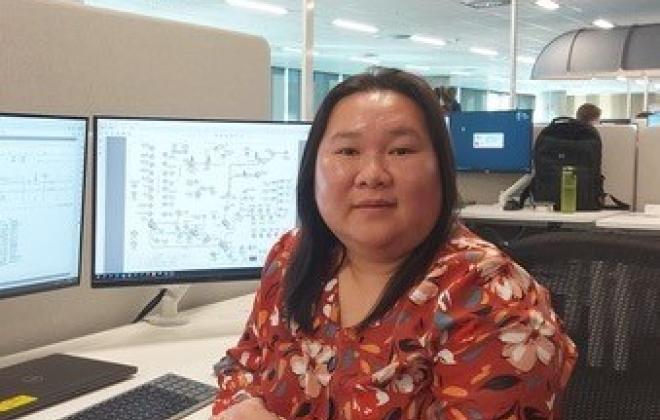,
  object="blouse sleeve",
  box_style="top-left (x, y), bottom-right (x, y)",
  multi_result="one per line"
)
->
top-left (211, 231), bottom-right (294, 416)
top-left (427, 250), bottom-right (577, 419)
